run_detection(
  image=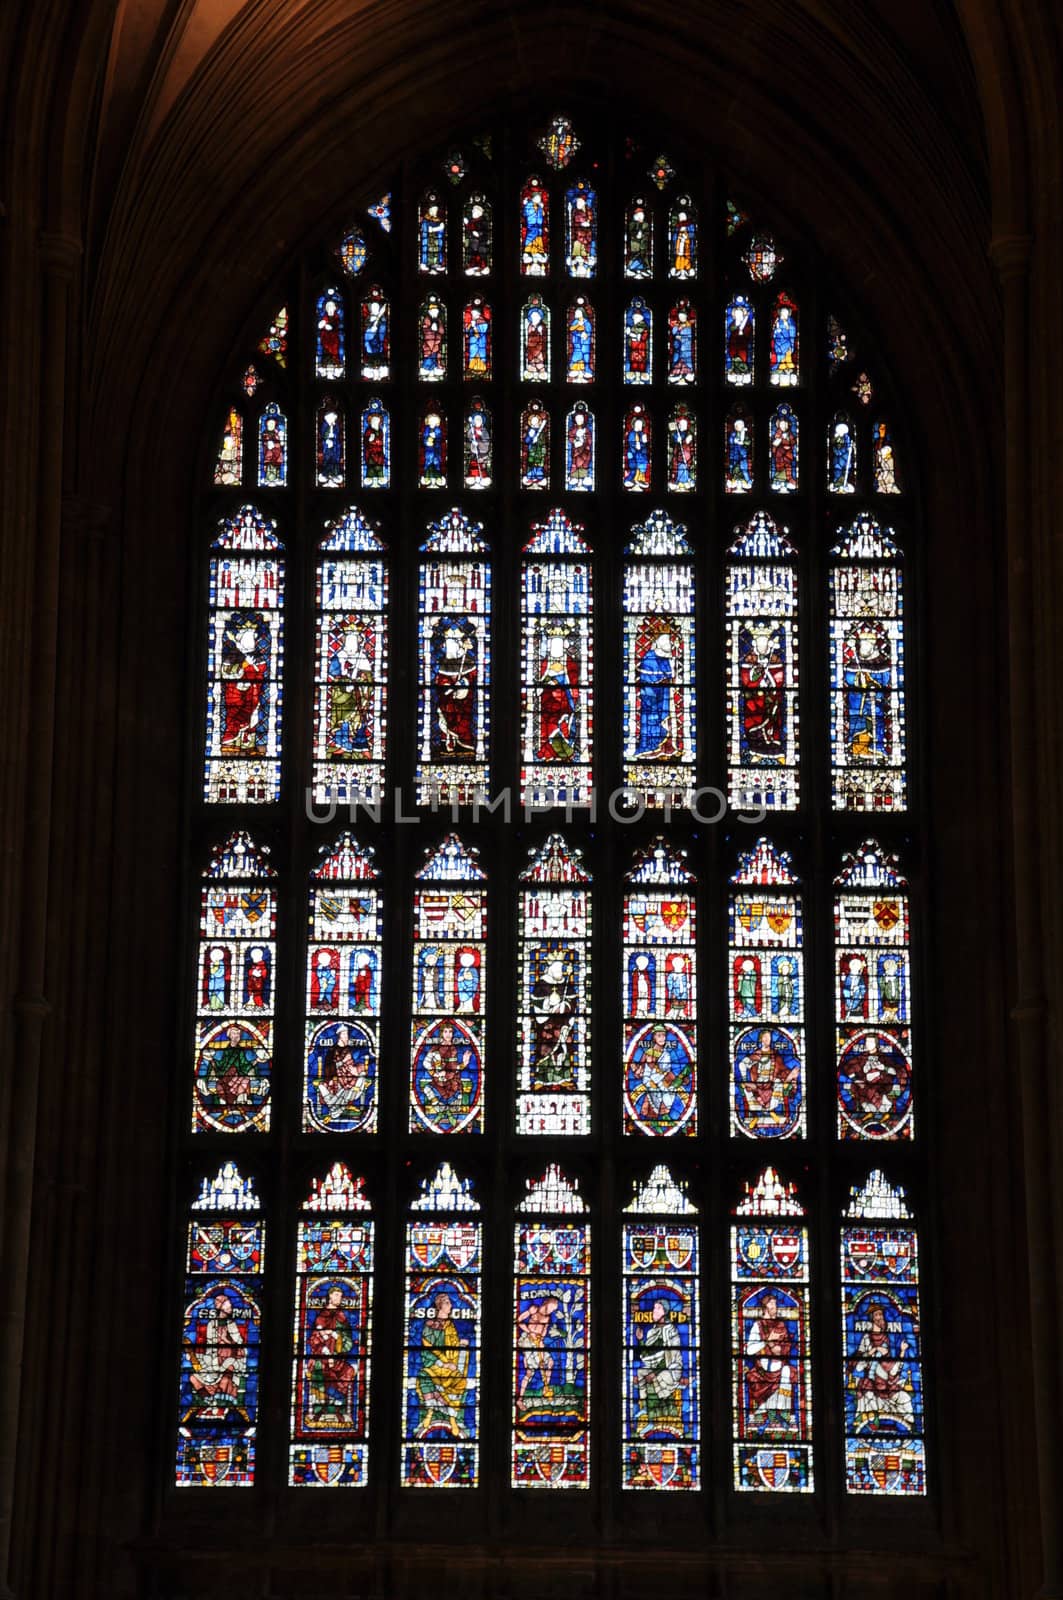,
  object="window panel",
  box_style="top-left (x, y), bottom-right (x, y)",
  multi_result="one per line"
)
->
top-left (193, 833), bottom-right (275, 1133)
top-left (623, 839), bottom-right (697, 1137)
top-left (312, 507), bottom-right (388, 805)
top-left (303, 835), bottom-right (382, 1134)
top-left (289, 1165), bottom-right (374, 1486)
top-left (401, 1164), bottom-right (482, 1487)
top-left (623, 513), bottom-right (696, 806)
top-left (512, 1167), bottom-right (591, 1488)
top-left (726, 513), bottom-right (800, 811)
top-left (516, 835), bottom-right (592, 1135)
top-left (409, 835), bottom-right (487, 1135)
top-left (829, 517), bottom-right (907, 810)
top-left (834, 842), bottom-right (914, 1140)
top-left (731, 1168), bottom-right (814, 1491)
top-left (204, 507), bottom-right (284, 804)
top-left (841, 1173), bottom-right (926, 1494)
top-left (416, 512), bottom-right (491, 804)
top-left (622, 1168), bottom-right (700, 1490)
top-left (729, 839), bottom-right (806, 1139)
top-left (176, 1164), bottom-right (263, 1487)
top-left (520, 510), bottom-right (594, 808)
